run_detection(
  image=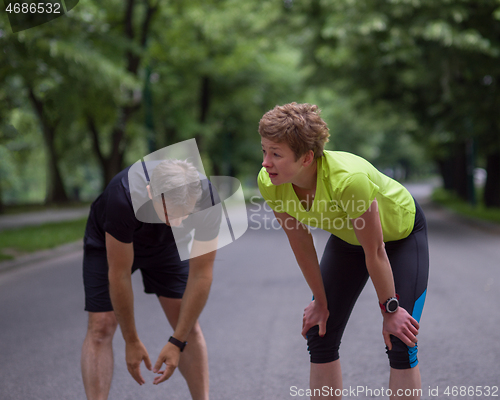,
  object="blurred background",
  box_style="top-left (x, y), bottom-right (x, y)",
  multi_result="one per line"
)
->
top-left (0, 0), bottom-right (499, 218)
top-left (1, 3), bottom-right (500, 398)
